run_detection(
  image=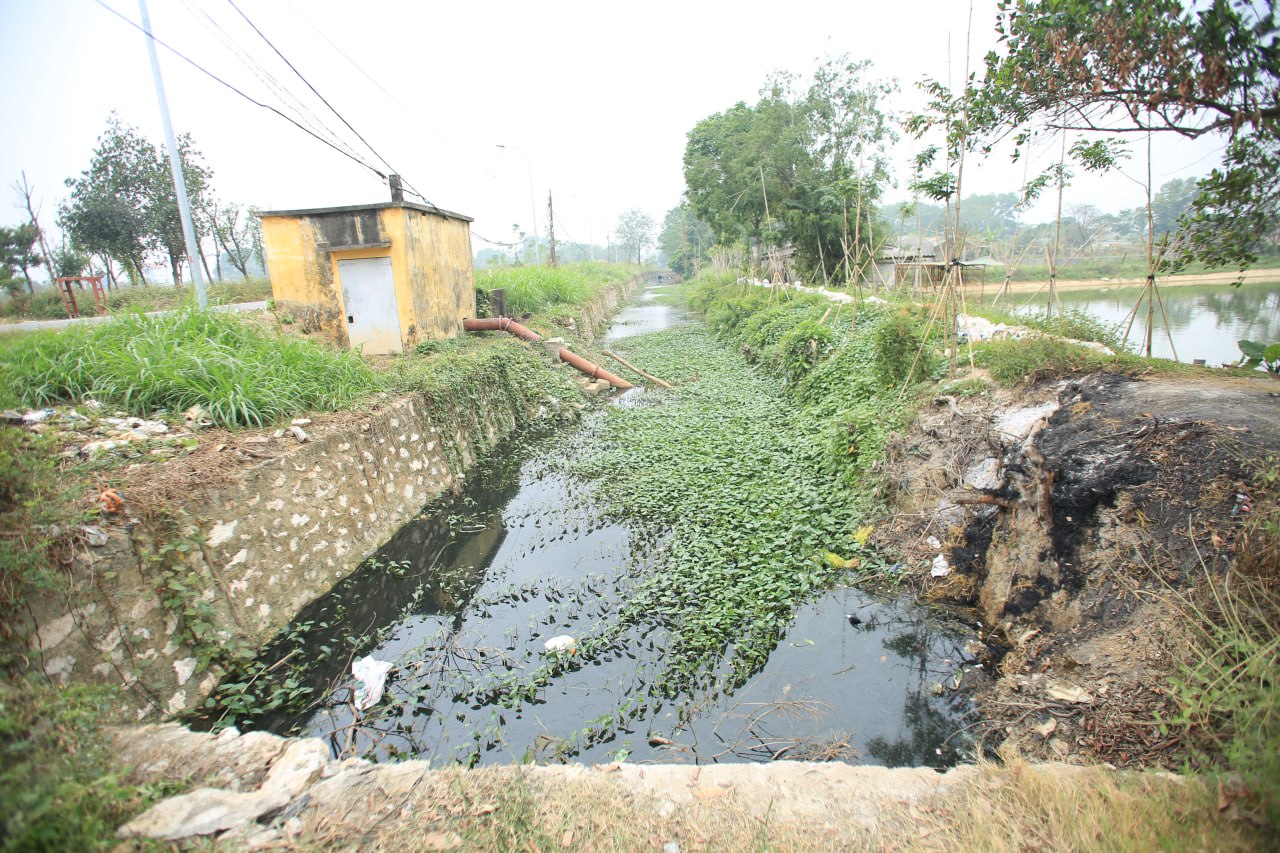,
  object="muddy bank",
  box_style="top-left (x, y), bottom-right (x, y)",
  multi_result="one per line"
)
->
top-left (874, 368), bottom-right (1279, 765)
top-left (15, 278), bottom-right (638, 718)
